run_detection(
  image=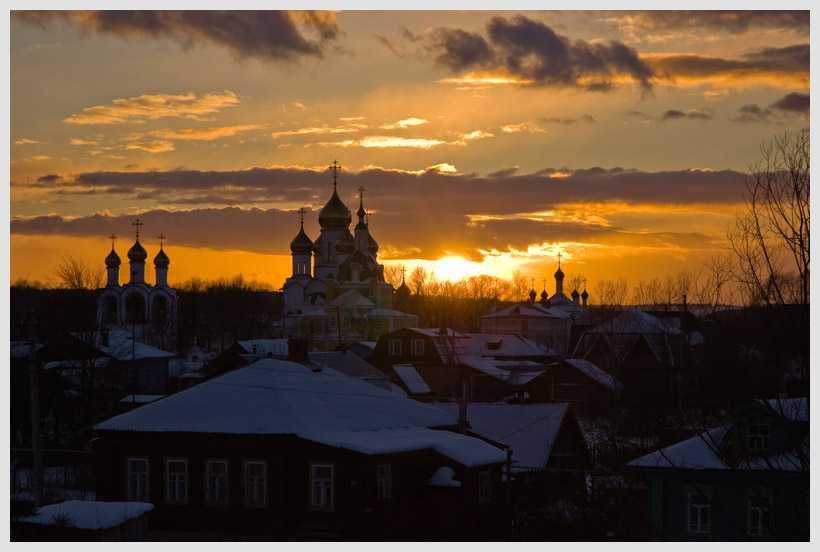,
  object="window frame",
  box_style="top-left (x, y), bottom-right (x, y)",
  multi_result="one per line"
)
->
top-left (478, 470), bottom-right (492, 503)
top-left (376, 463), bottom-right (392, 500)
top-left (410, 339), bottom-right (425, 356)
top-left (205, 459), bottom-right (229, 506)
top-left (310, 462), bottom-right (335, 511)
top-left (748, 496), bottom-right (772, 537)
top-left (687, 492), bottom-right (711, 534)
top-left (388, 339), bottom-right (402, 356)
top-left (243, 460), bottom-right (267, 508)
top-left (748, 423), bottom-right (771, 451)
top-left (165, 458), bottom-right (188, 505)
top-left (127, 457), bottom-right (149, 501)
